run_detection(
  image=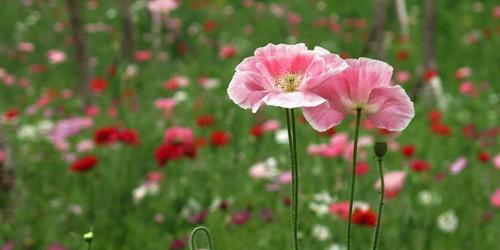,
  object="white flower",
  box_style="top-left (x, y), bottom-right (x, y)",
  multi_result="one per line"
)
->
top-left (314, 191), bottom-right (334, 204)
top-left (312, 224), bottom-right (330, 241)
top-left (17, 125), bottom-right (38, 140)
top-left (437, 210), bottom-right (458, 233)
top-left (248, 158), bottom-right (279, 180)
top-left (37, 120), bottom-right (53, 133)
top-left (132, 182), bottom-right (160, 203)
top-left (309, 202), bottom-right (329, 217)
top-left (418, 190), bottom-right (441, 206)
top-left (327, 243), bottom-right (346, 250)
top-left (173, 91), bottom-right (188, 102)
top-left (275, 129), bottom-right (289, 144)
